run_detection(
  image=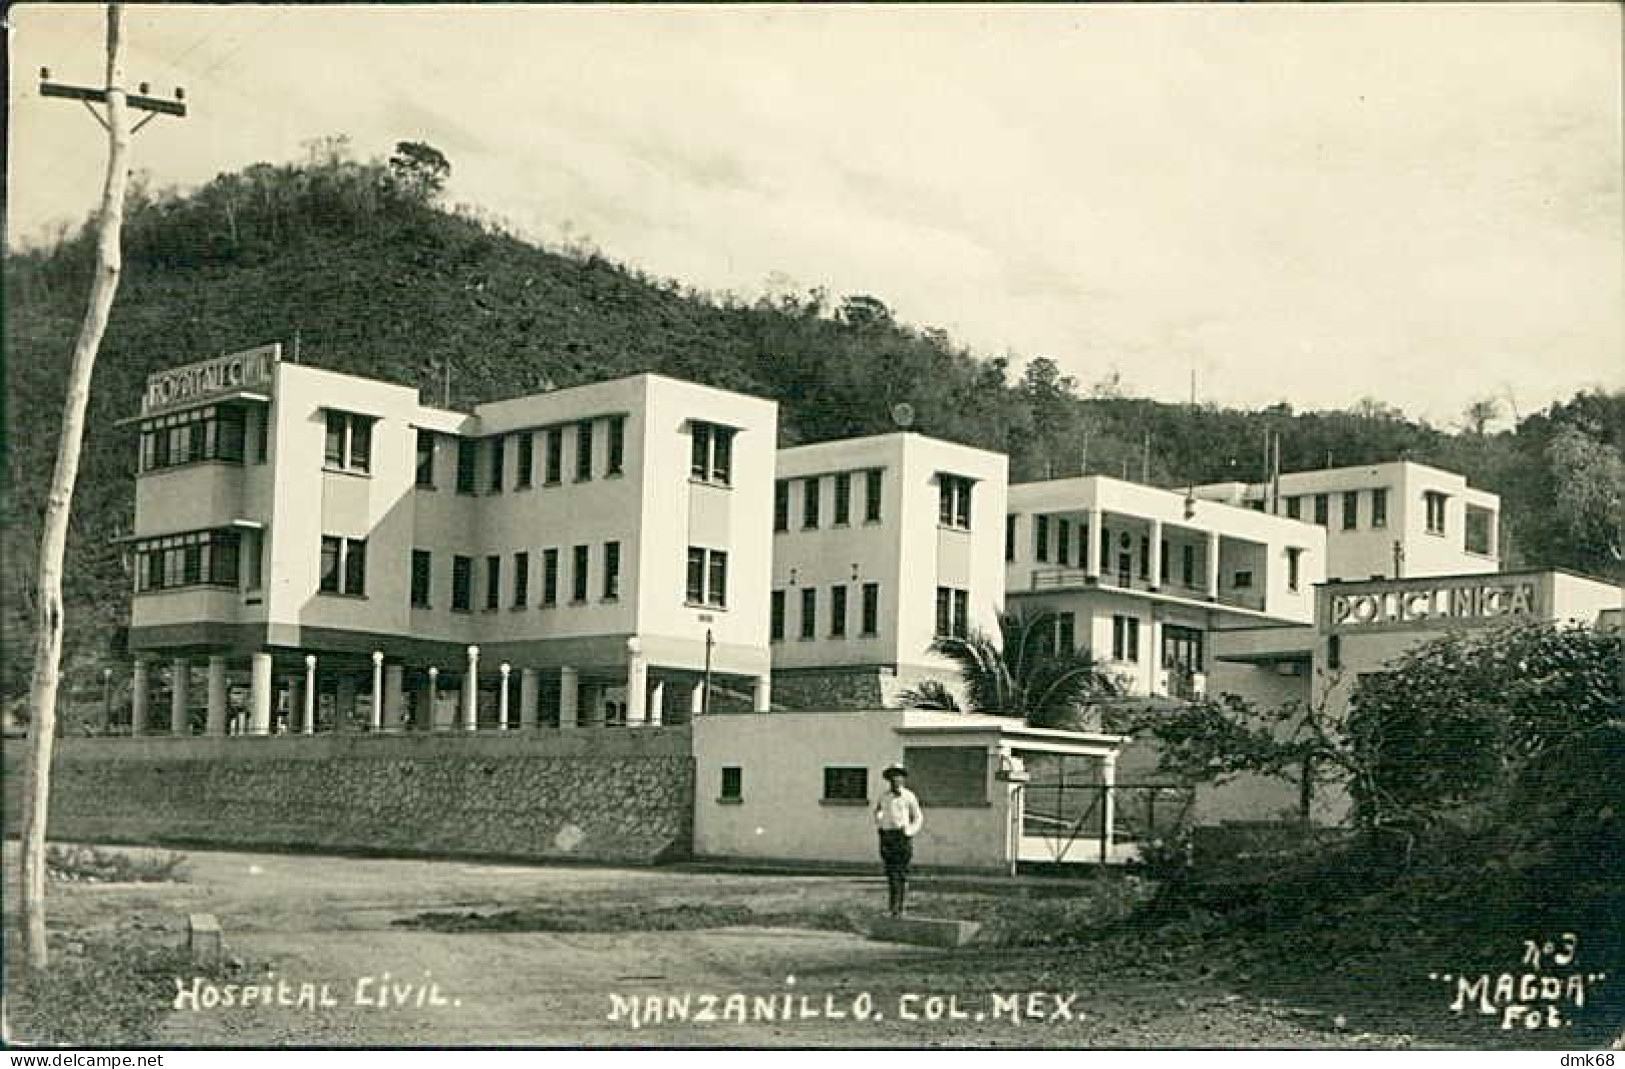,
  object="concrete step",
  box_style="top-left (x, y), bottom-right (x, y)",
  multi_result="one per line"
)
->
top-left (869, 915), bottom-right (980, 948)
